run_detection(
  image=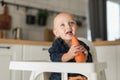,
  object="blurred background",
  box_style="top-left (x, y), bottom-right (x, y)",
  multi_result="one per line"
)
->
top-left (0, 0), bottom-right (120, 41)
